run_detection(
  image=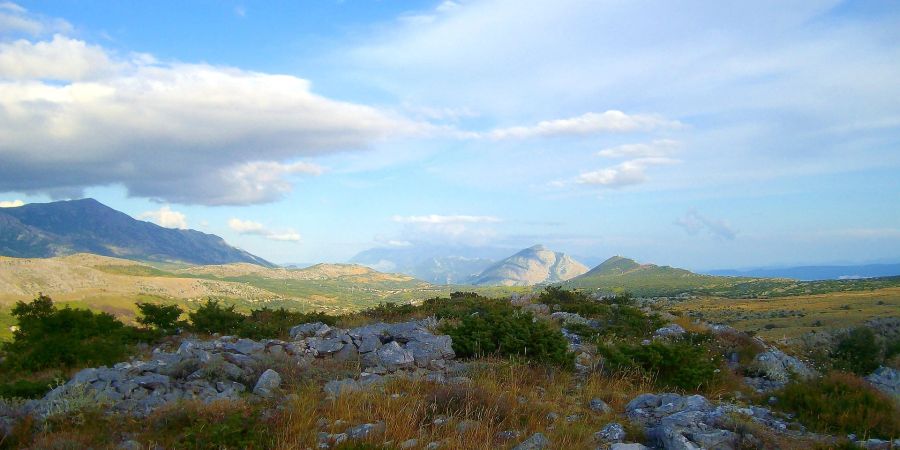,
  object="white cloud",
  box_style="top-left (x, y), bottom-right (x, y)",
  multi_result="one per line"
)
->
top-left (228, 218), bottom-right (301, 242)
top-left (0, 199), bottom-right (23, 207)
top-left (392, 214), bottom-right (501, 224)
top-left (675, 209), bottom-right (737, 240)
top-left (138, 206), bottom-right (188, 229)
top-left (576, 157), bottom-right (678, 188)
top-left (0, 28), bottom-right (425, 205)
top-left (486, 111), bottom-right (682, 140)
top-left (597, 139), bottom-right (681, 158)
top-left (0, 35), bottom-right (113, 80)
